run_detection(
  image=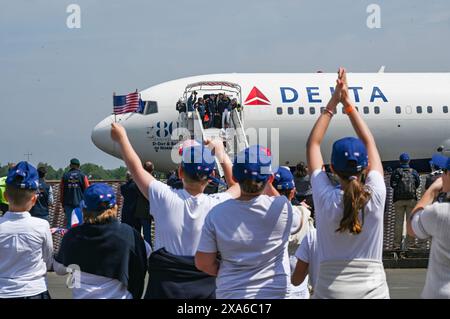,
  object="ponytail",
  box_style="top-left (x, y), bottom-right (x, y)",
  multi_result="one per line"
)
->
top-left (336, 174), bottom-right (371, 234)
